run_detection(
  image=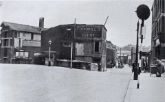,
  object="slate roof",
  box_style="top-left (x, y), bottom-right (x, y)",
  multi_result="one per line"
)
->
top-left (1, 22), bottom-right (46, 34)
